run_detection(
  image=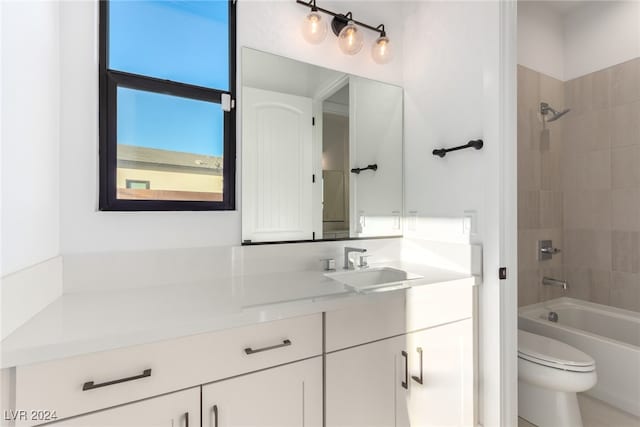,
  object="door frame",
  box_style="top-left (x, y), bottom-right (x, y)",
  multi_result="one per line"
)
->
top-left (497, 0), bottom-right (518, 425)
